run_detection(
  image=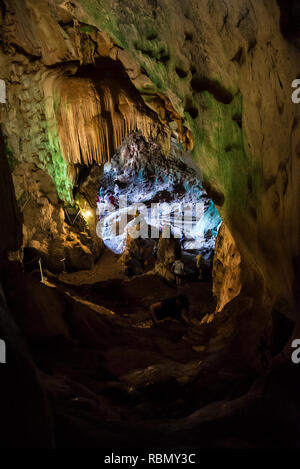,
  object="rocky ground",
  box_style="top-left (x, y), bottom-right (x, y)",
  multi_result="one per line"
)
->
top-left (6, 254), bottom-right (218, 447)
top-left (3, 251), bottom-right (297, 449)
